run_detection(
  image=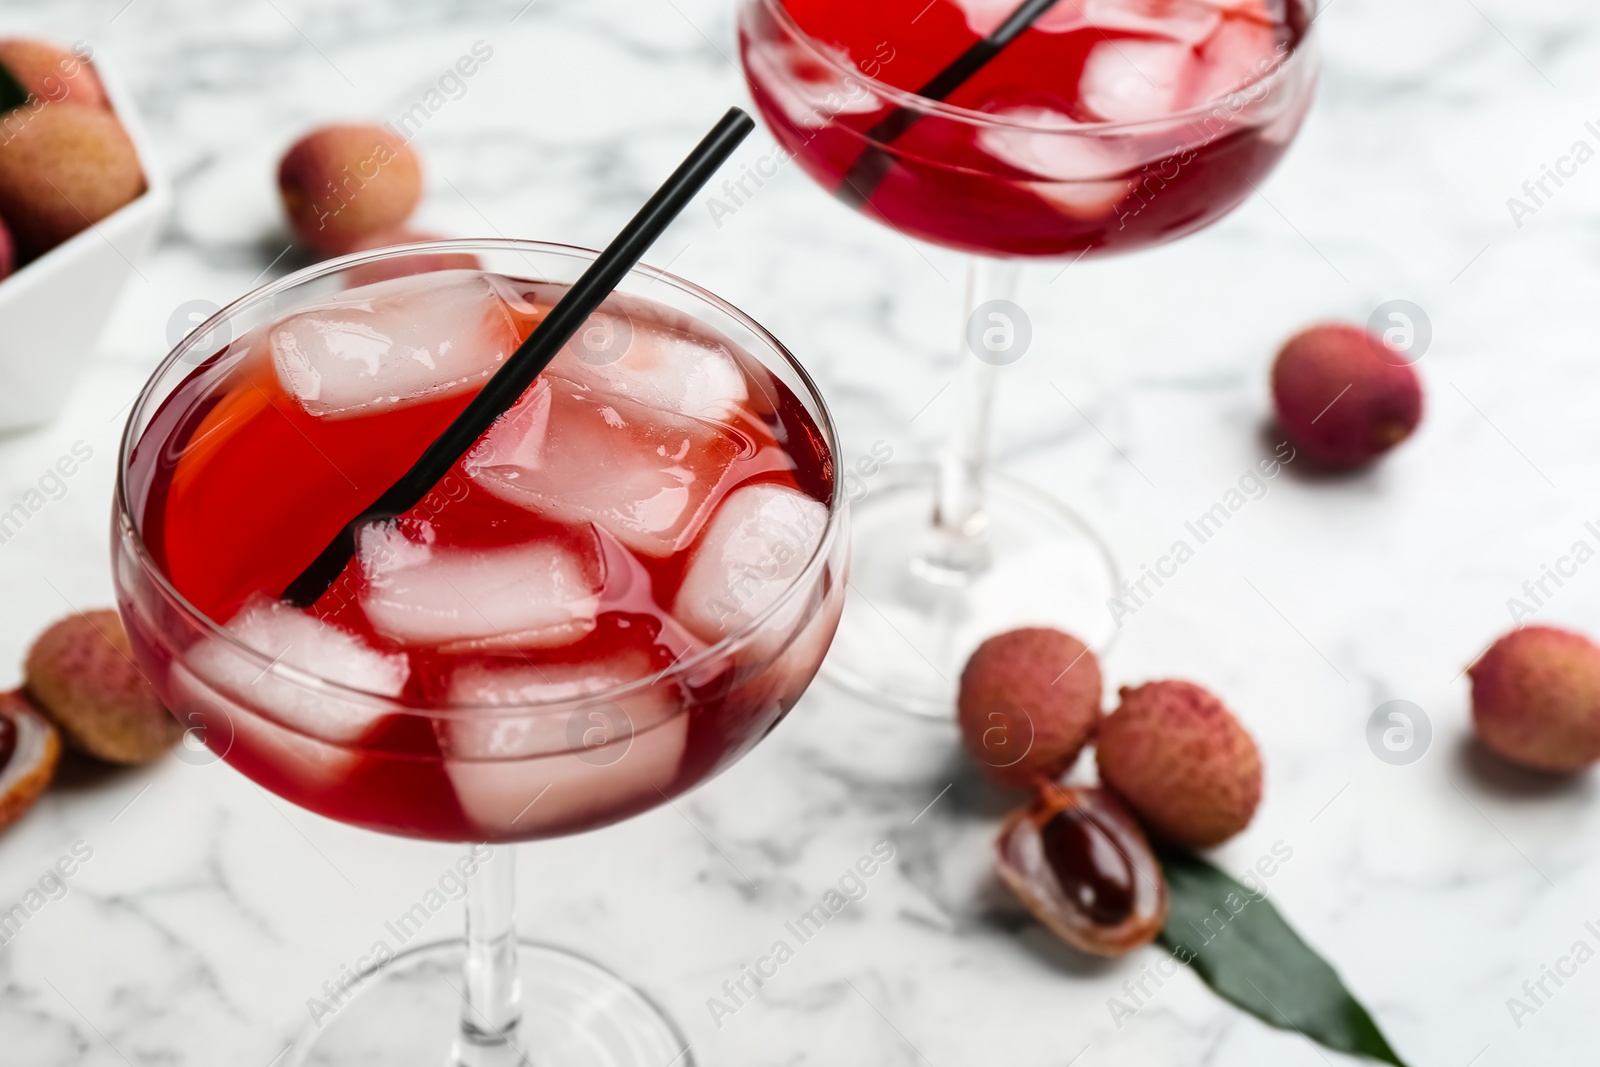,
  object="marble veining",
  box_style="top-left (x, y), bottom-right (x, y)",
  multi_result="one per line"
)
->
top-left (1, 0), bottom-right (1599, 1063)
